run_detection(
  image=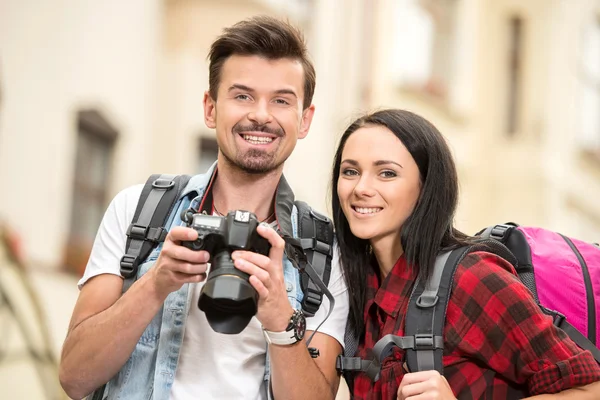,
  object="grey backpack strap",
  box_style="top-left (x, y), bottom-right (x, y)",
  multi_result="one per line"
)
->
top-left (294, 201), bottom-right (334, 317)
top-left (87, 174), bottom-right (191, 400)
top-left (403, 248), bottom-right (465, 374)
top-left (404, 240), bottom-right (516, 374)
top-left (120, 174), bottom-right (191, 292)
top-left (335, 250), bottom-right (460, 383)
